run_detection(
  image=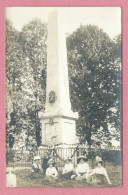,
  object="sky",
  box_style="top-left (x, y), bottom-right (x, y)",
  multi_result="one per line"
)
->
top-left (6, 7), bottom-right (121, 39)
